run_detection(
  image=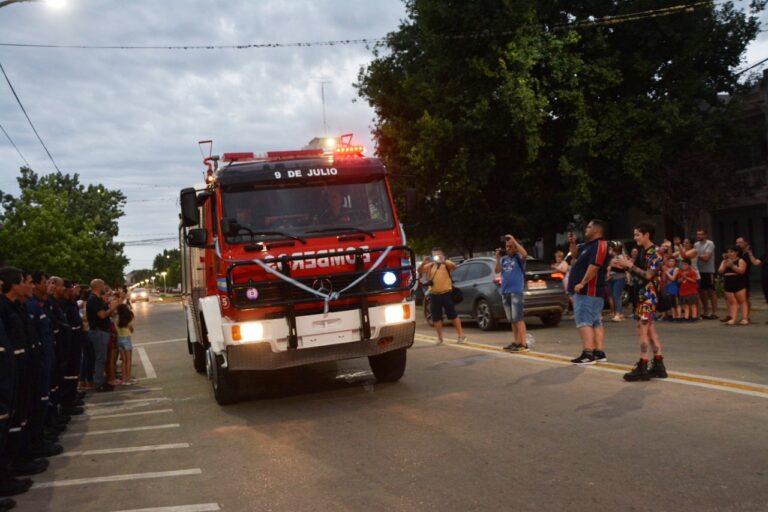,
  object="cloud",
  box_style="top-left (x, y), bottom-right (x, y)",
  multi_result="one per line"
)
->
top-left (0, 0), bottom-right (407, 272)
